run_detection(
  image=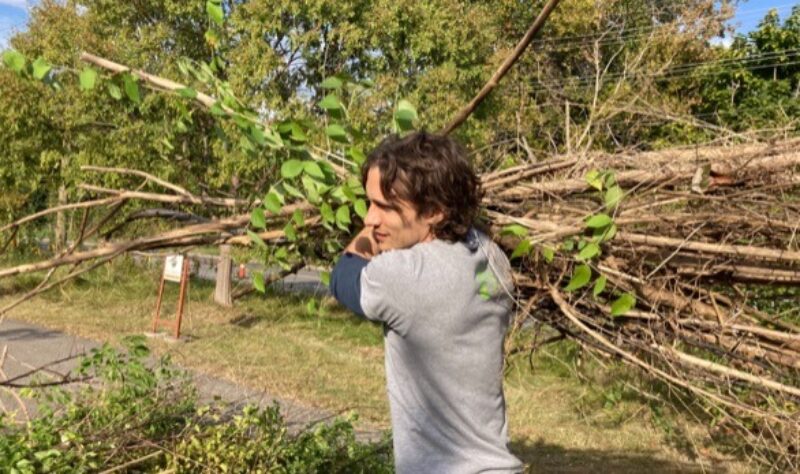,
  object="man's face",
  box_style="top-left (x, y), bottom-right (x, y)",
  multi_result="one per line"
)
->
top-left (363, 167), bottom-right (441, 252)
